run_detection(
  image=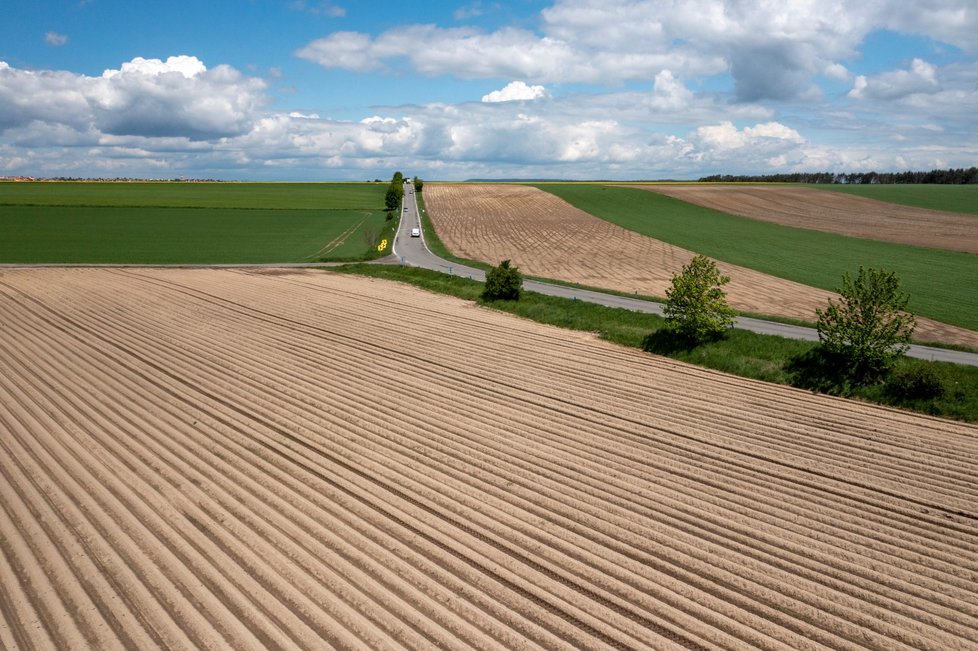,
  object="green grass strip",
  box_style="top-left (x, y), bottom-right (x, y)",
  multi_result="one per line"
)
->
top-left (332, 263), bottom-right (978, 423)
top-left (813, 184), bottom-right (978, 215)
top-left (534, 183), bottom-right (978, 331)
